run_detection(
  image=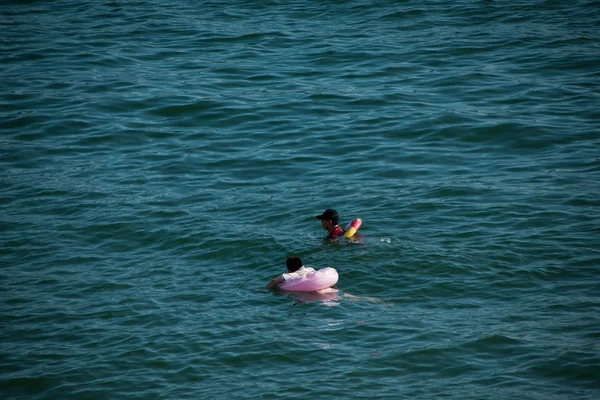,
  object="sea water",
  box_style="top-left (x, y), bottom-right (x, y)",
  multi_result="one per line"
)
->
top-left (1, 1), bottom-right (599, 399)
